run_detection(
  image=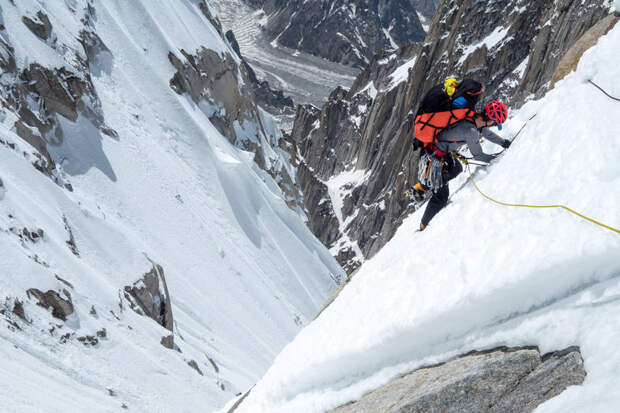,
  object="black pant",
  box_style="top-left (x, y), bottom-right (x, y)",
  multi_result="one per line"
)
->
top-left (421, 155), bottom-right (463, 227)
